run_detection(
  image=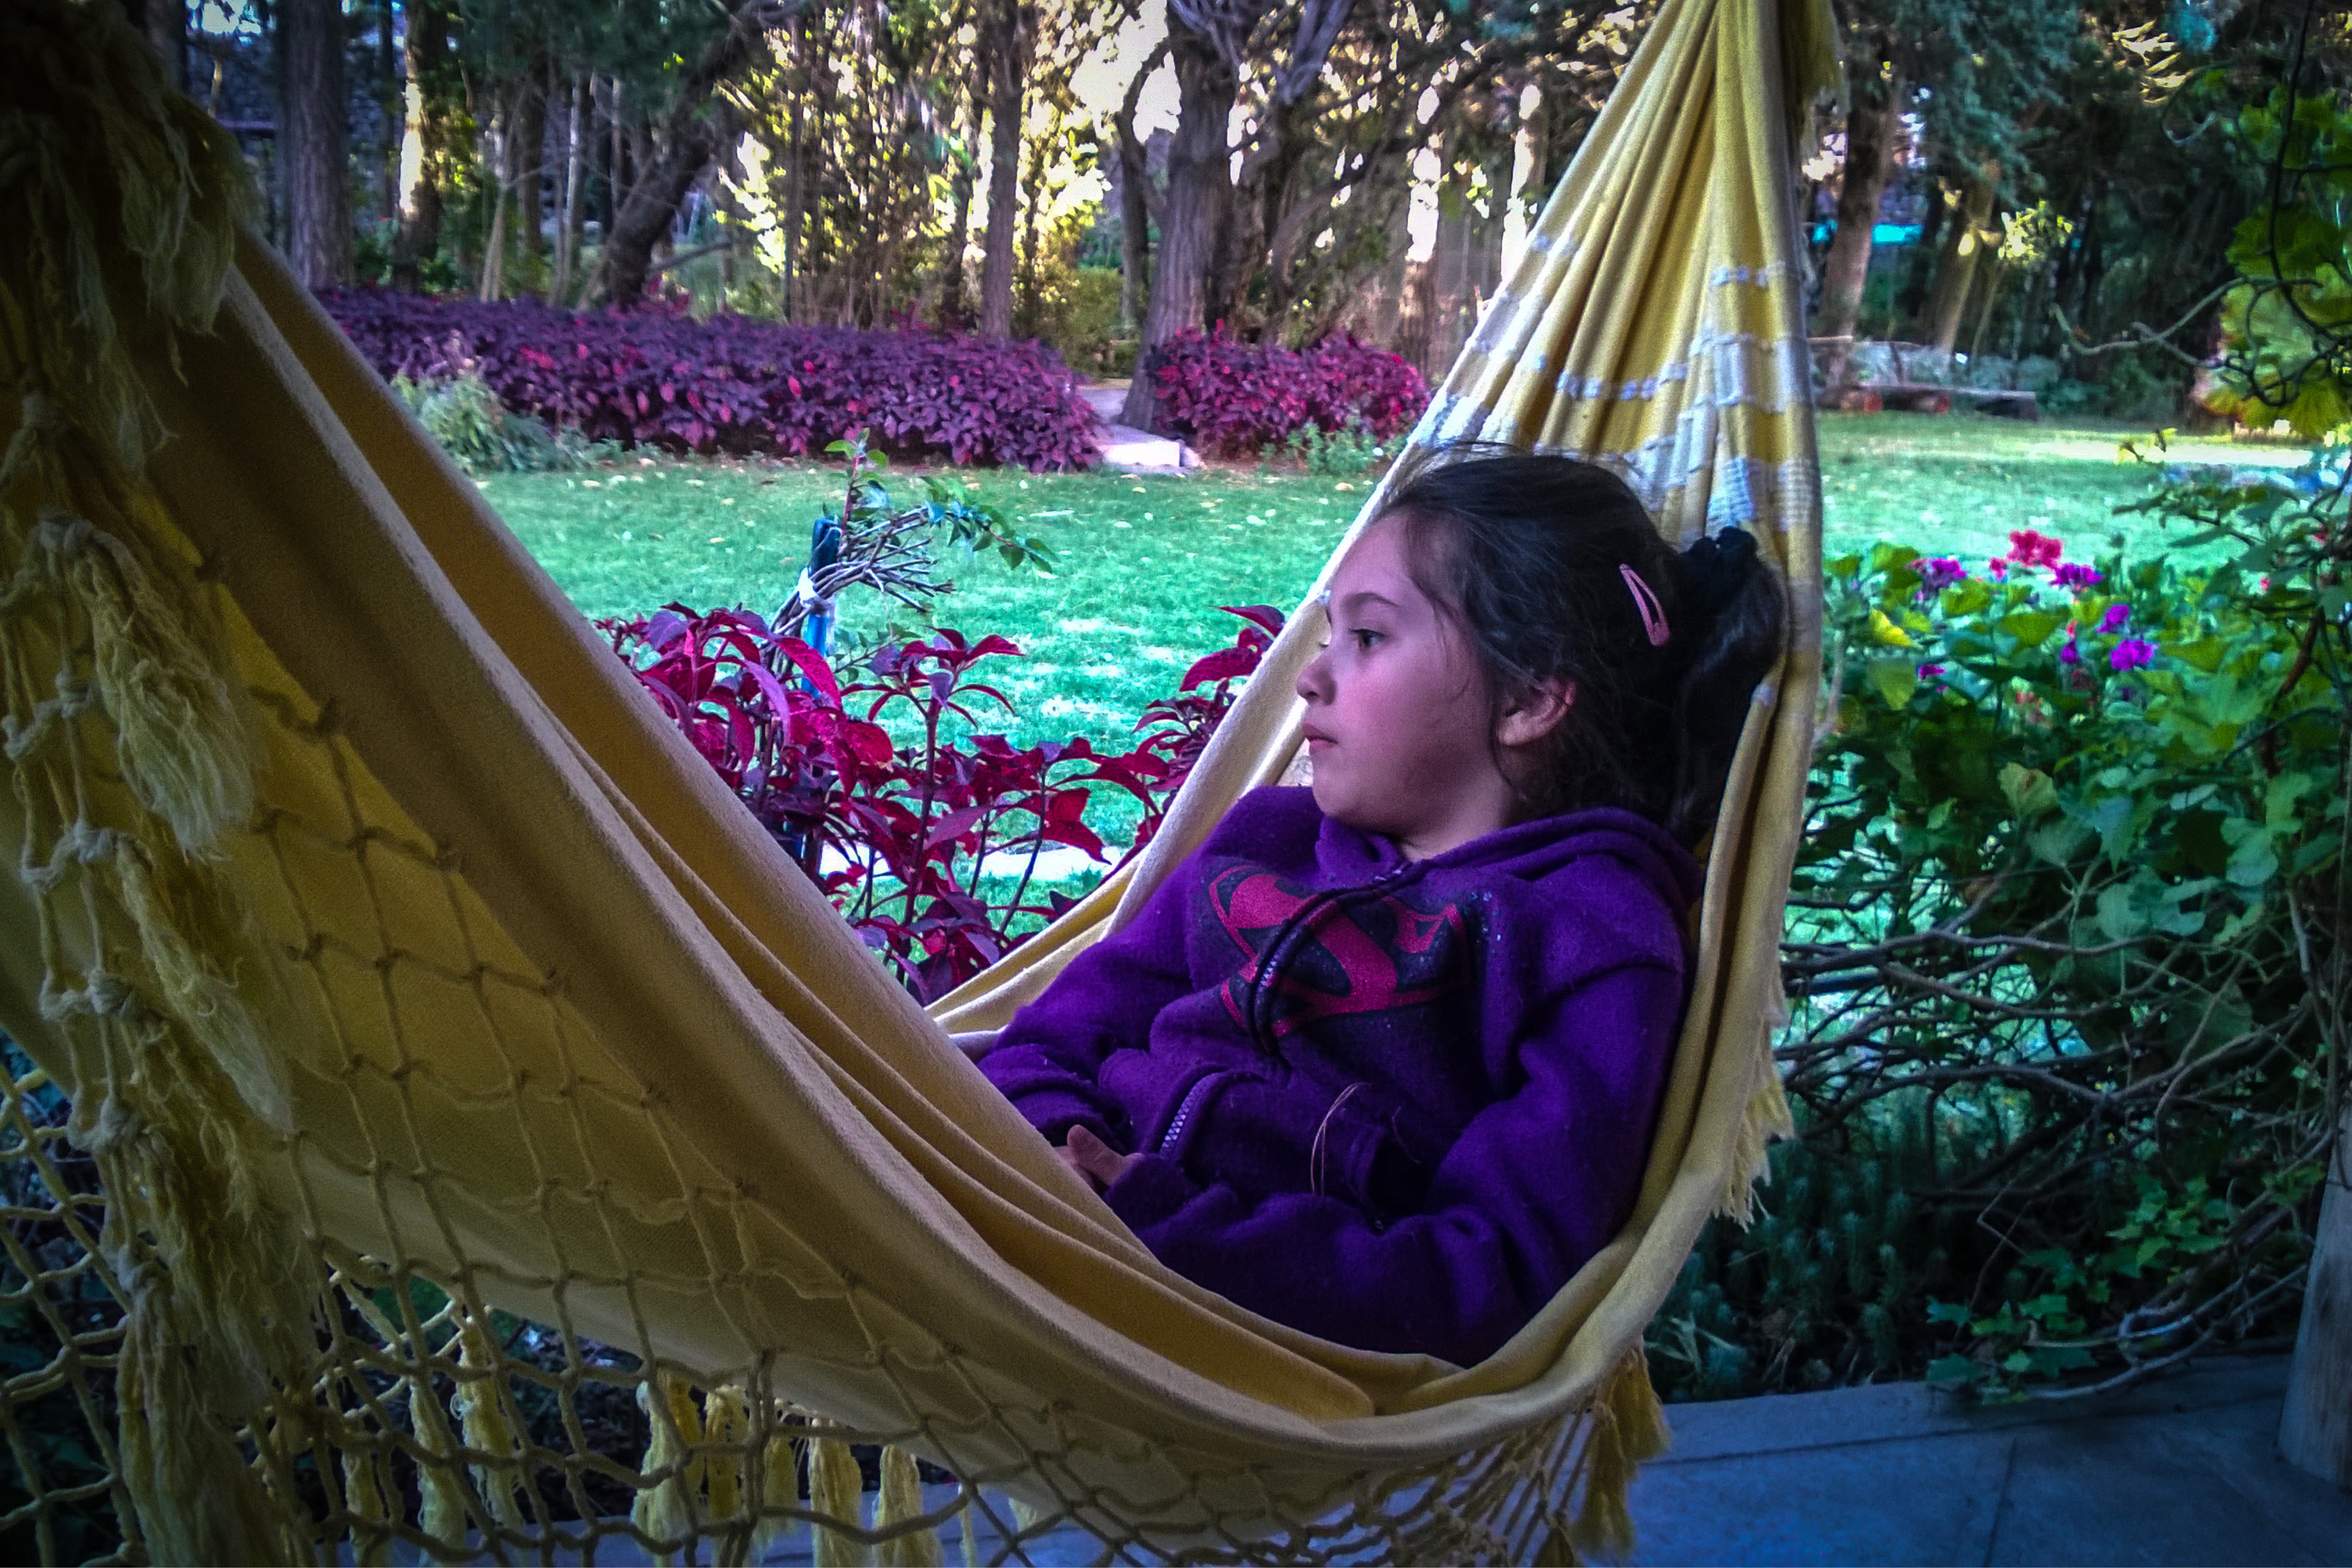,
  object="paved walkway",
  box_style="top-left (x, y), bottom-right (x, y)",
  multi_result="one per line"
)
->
top-left (1627, 1353), bottom-right (2349, 1565)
